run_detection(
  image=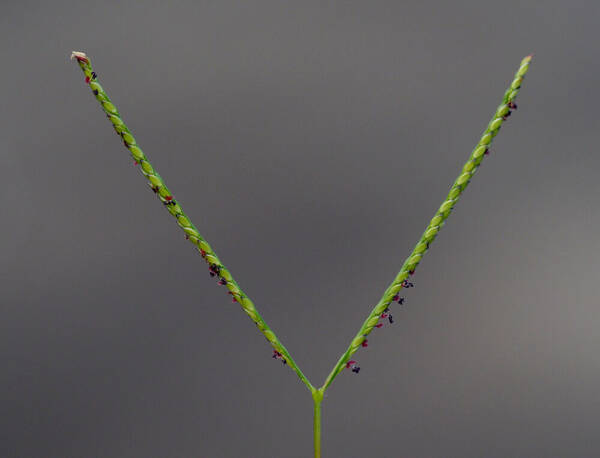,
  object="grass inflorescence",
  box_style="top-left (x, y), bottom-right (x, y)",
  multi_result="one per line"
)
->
top-left (71, 51), bottom-right (532, 457)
